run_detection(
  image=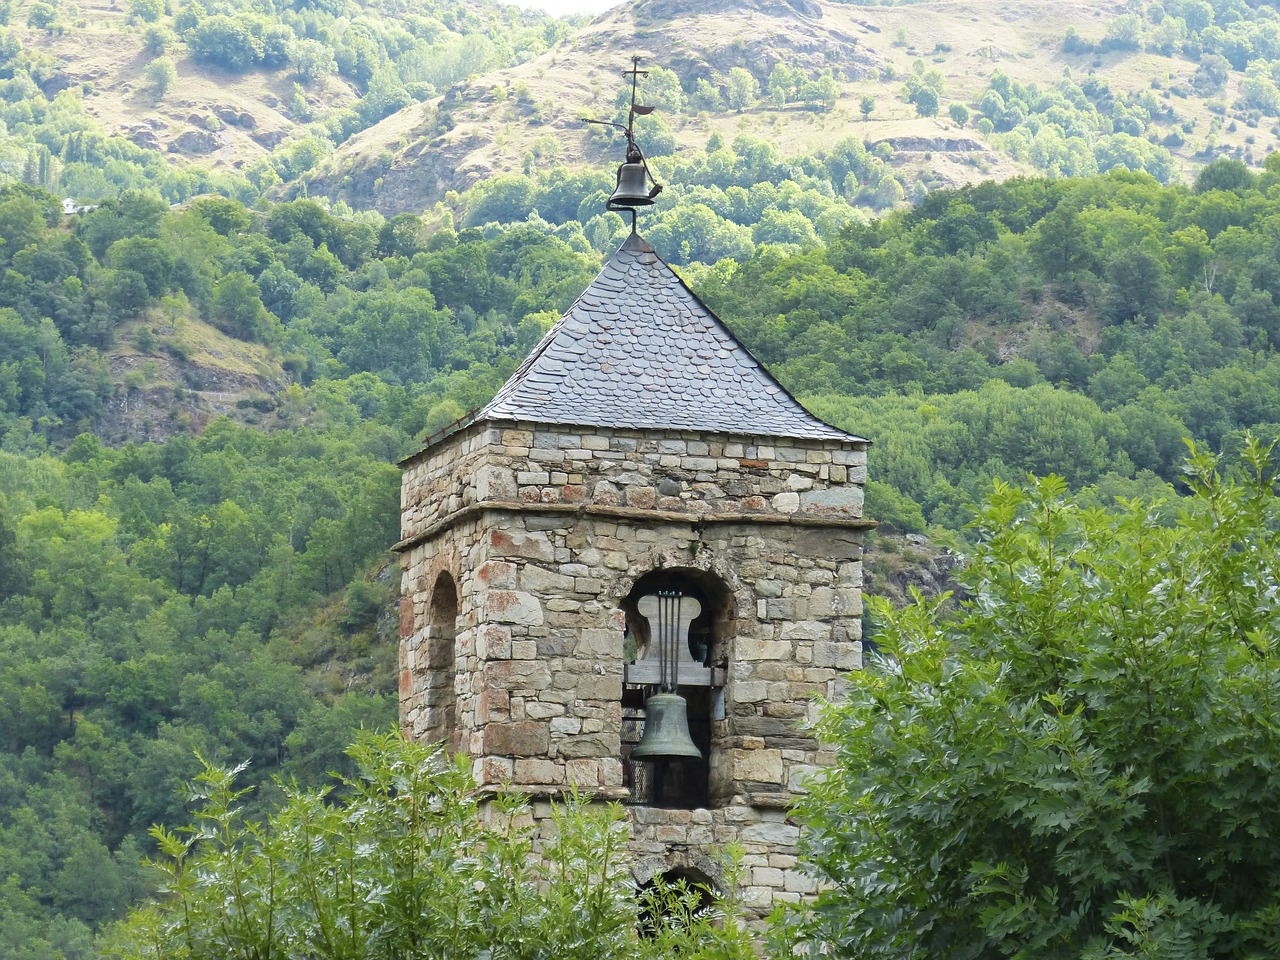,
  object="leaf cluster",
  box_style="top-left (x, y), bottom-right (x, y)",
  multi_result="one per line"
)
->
top-left (105, 731), bottom-right (755, 960)
top-left (796, 439), bottom-right (1280, 958)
